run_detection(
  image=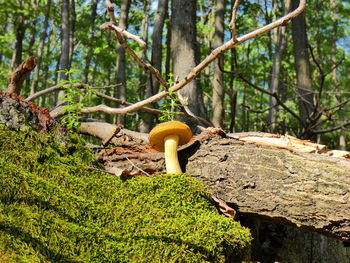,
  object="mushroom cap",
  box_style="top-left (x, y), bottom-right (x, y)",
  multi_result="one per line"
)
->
top-left (149, 121), bottom-right (192, 152)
